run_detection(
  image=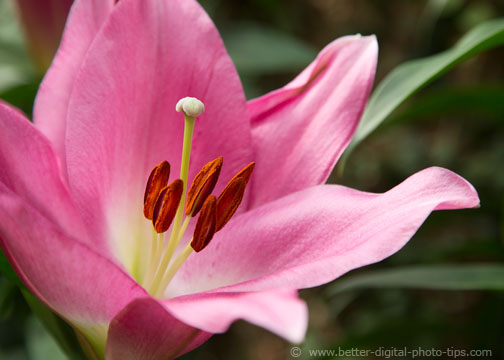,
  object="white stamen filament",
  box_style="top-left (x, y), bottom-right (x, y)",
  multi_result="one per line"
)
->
top-left (154, 242), bottom-right (194, 297)
top-left (142, 230), bottom-right (162, 289)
